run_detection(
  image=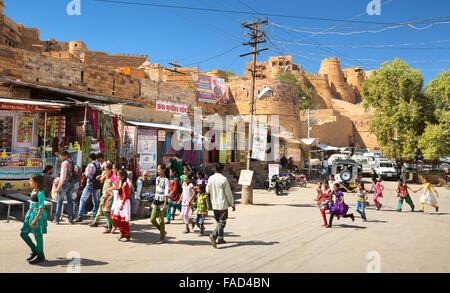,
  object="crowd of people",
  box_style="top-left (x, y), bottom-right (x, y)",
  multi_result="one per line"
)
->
top-left (19, 151), bottom-right (236, 264)
top-left (315, 175), bottom-right (440, 228)
top-left (18, 150), bottom-right (442, 265)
